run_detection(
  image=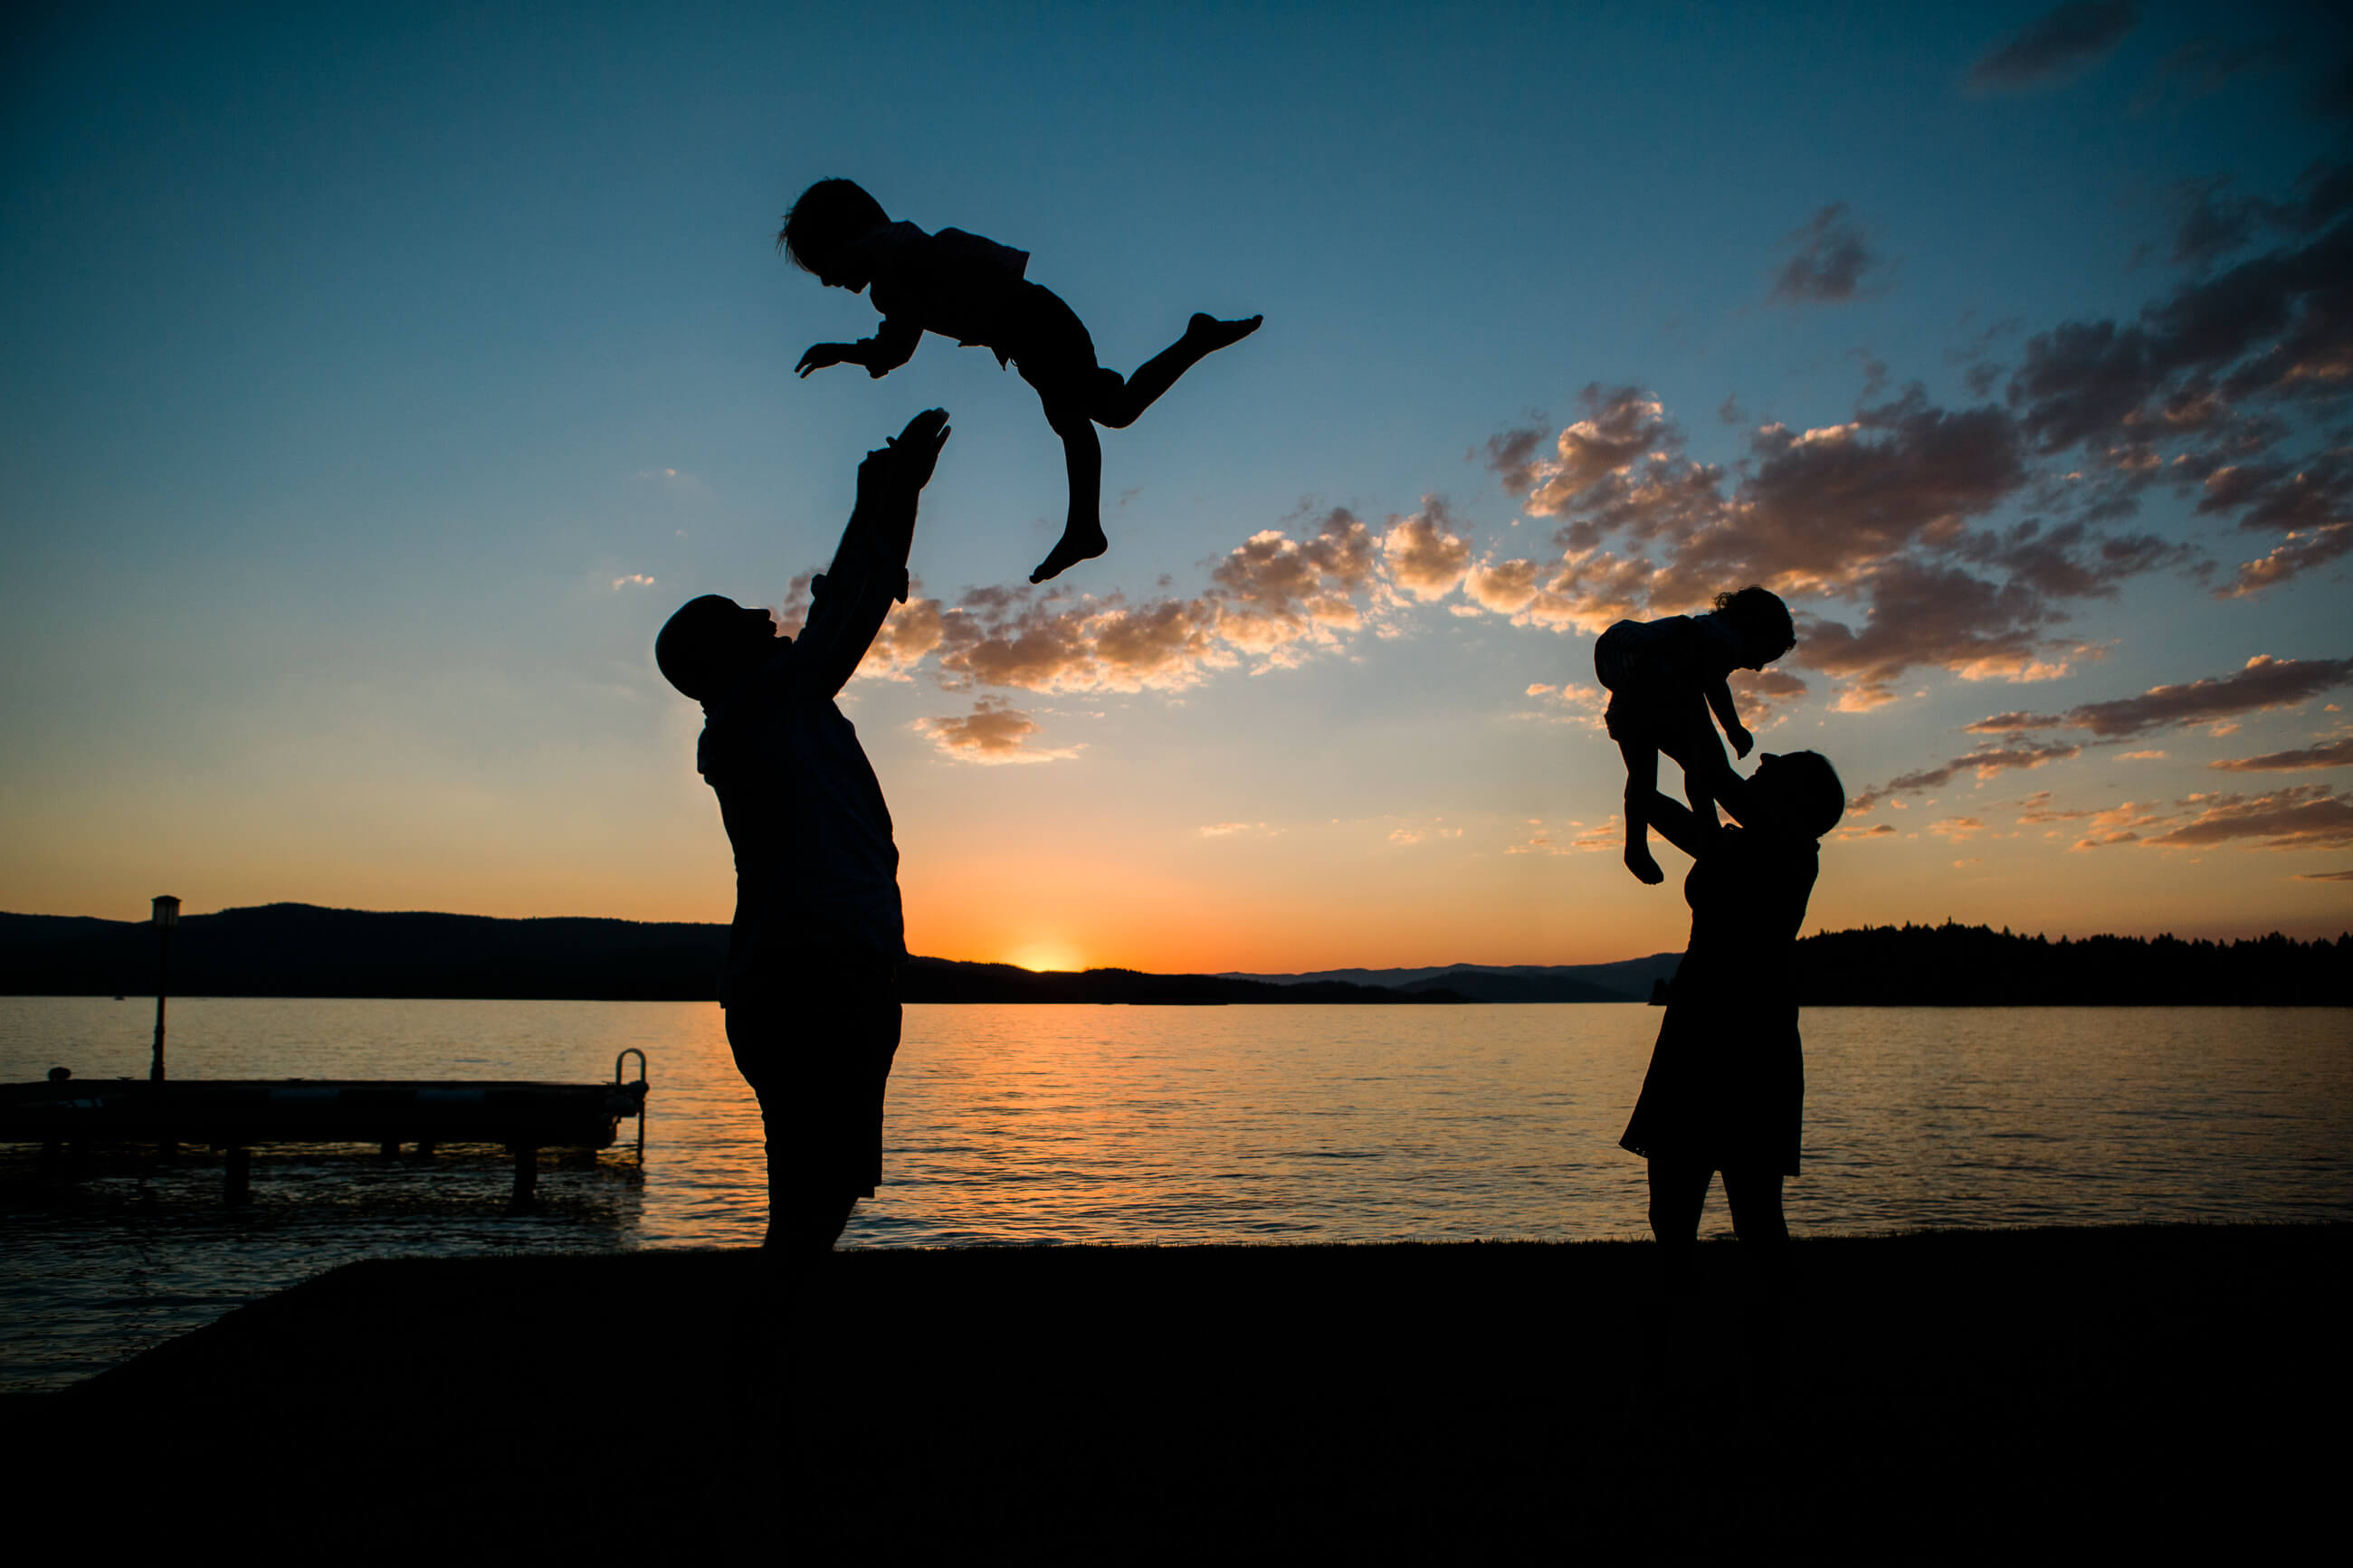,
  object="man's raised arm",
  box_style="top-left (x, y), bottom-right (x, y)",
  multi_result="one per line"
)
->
top-left (791, 408), bottom-right (952, 700)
